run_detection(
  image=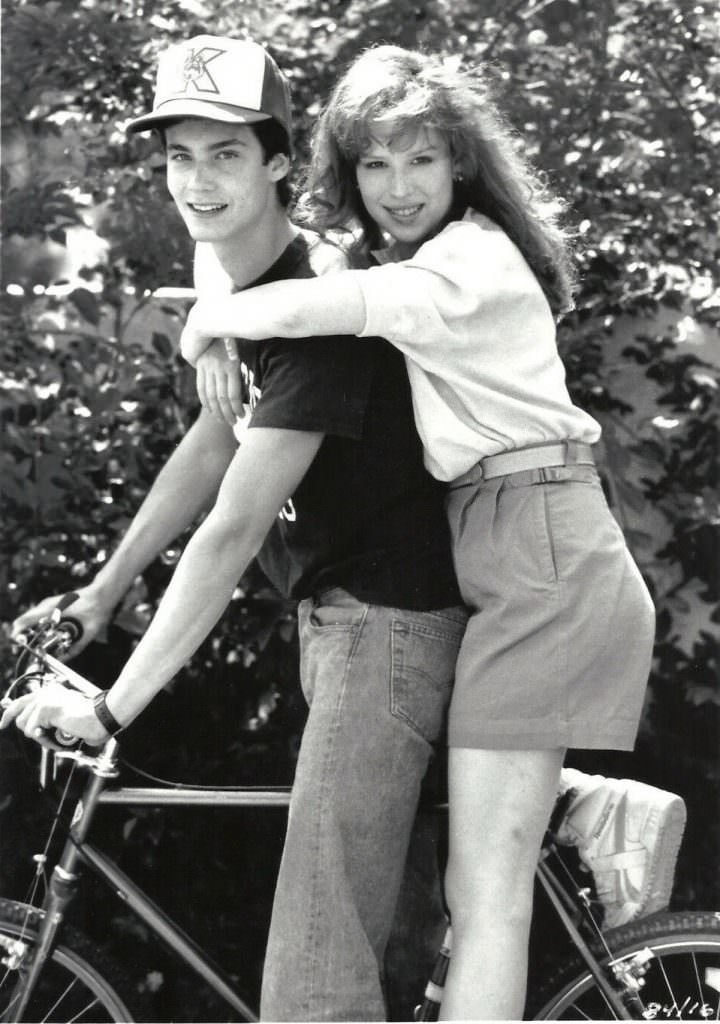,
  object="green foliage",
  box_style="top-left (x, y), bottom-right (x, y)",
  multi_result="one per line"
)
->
top-left (1, 0), bottom-right (718, 1013)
